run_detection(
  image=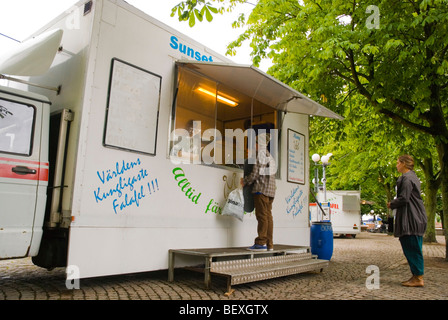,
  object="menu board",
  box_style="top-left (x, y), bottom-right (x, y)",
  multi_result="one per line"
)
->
top-left (287, 129), bottom-right (305, 184)
top-left (104, 58), bottom-right (162, 155)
